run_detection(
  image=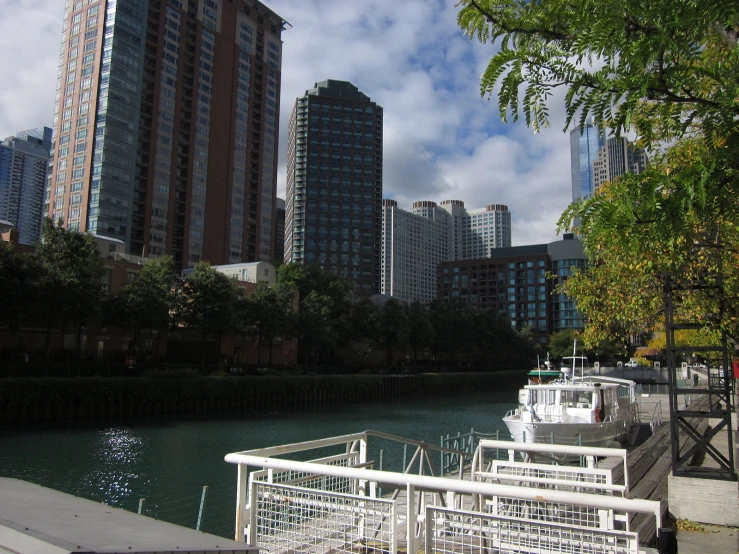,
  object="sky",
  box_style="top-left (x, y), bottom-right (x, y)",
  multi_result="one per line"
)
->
top-left (0, 0), bottom-right (575, 246)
